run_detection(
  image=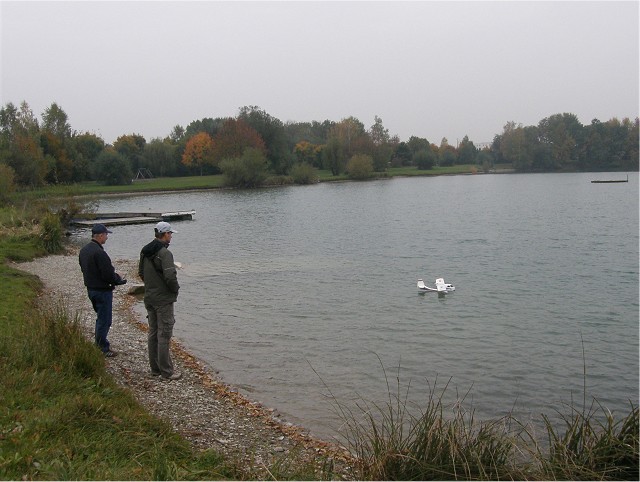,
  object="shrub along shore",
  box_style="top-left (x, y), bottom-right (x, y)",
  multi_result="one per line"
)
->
top-left (1, 171), bottom-right (638, 480)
